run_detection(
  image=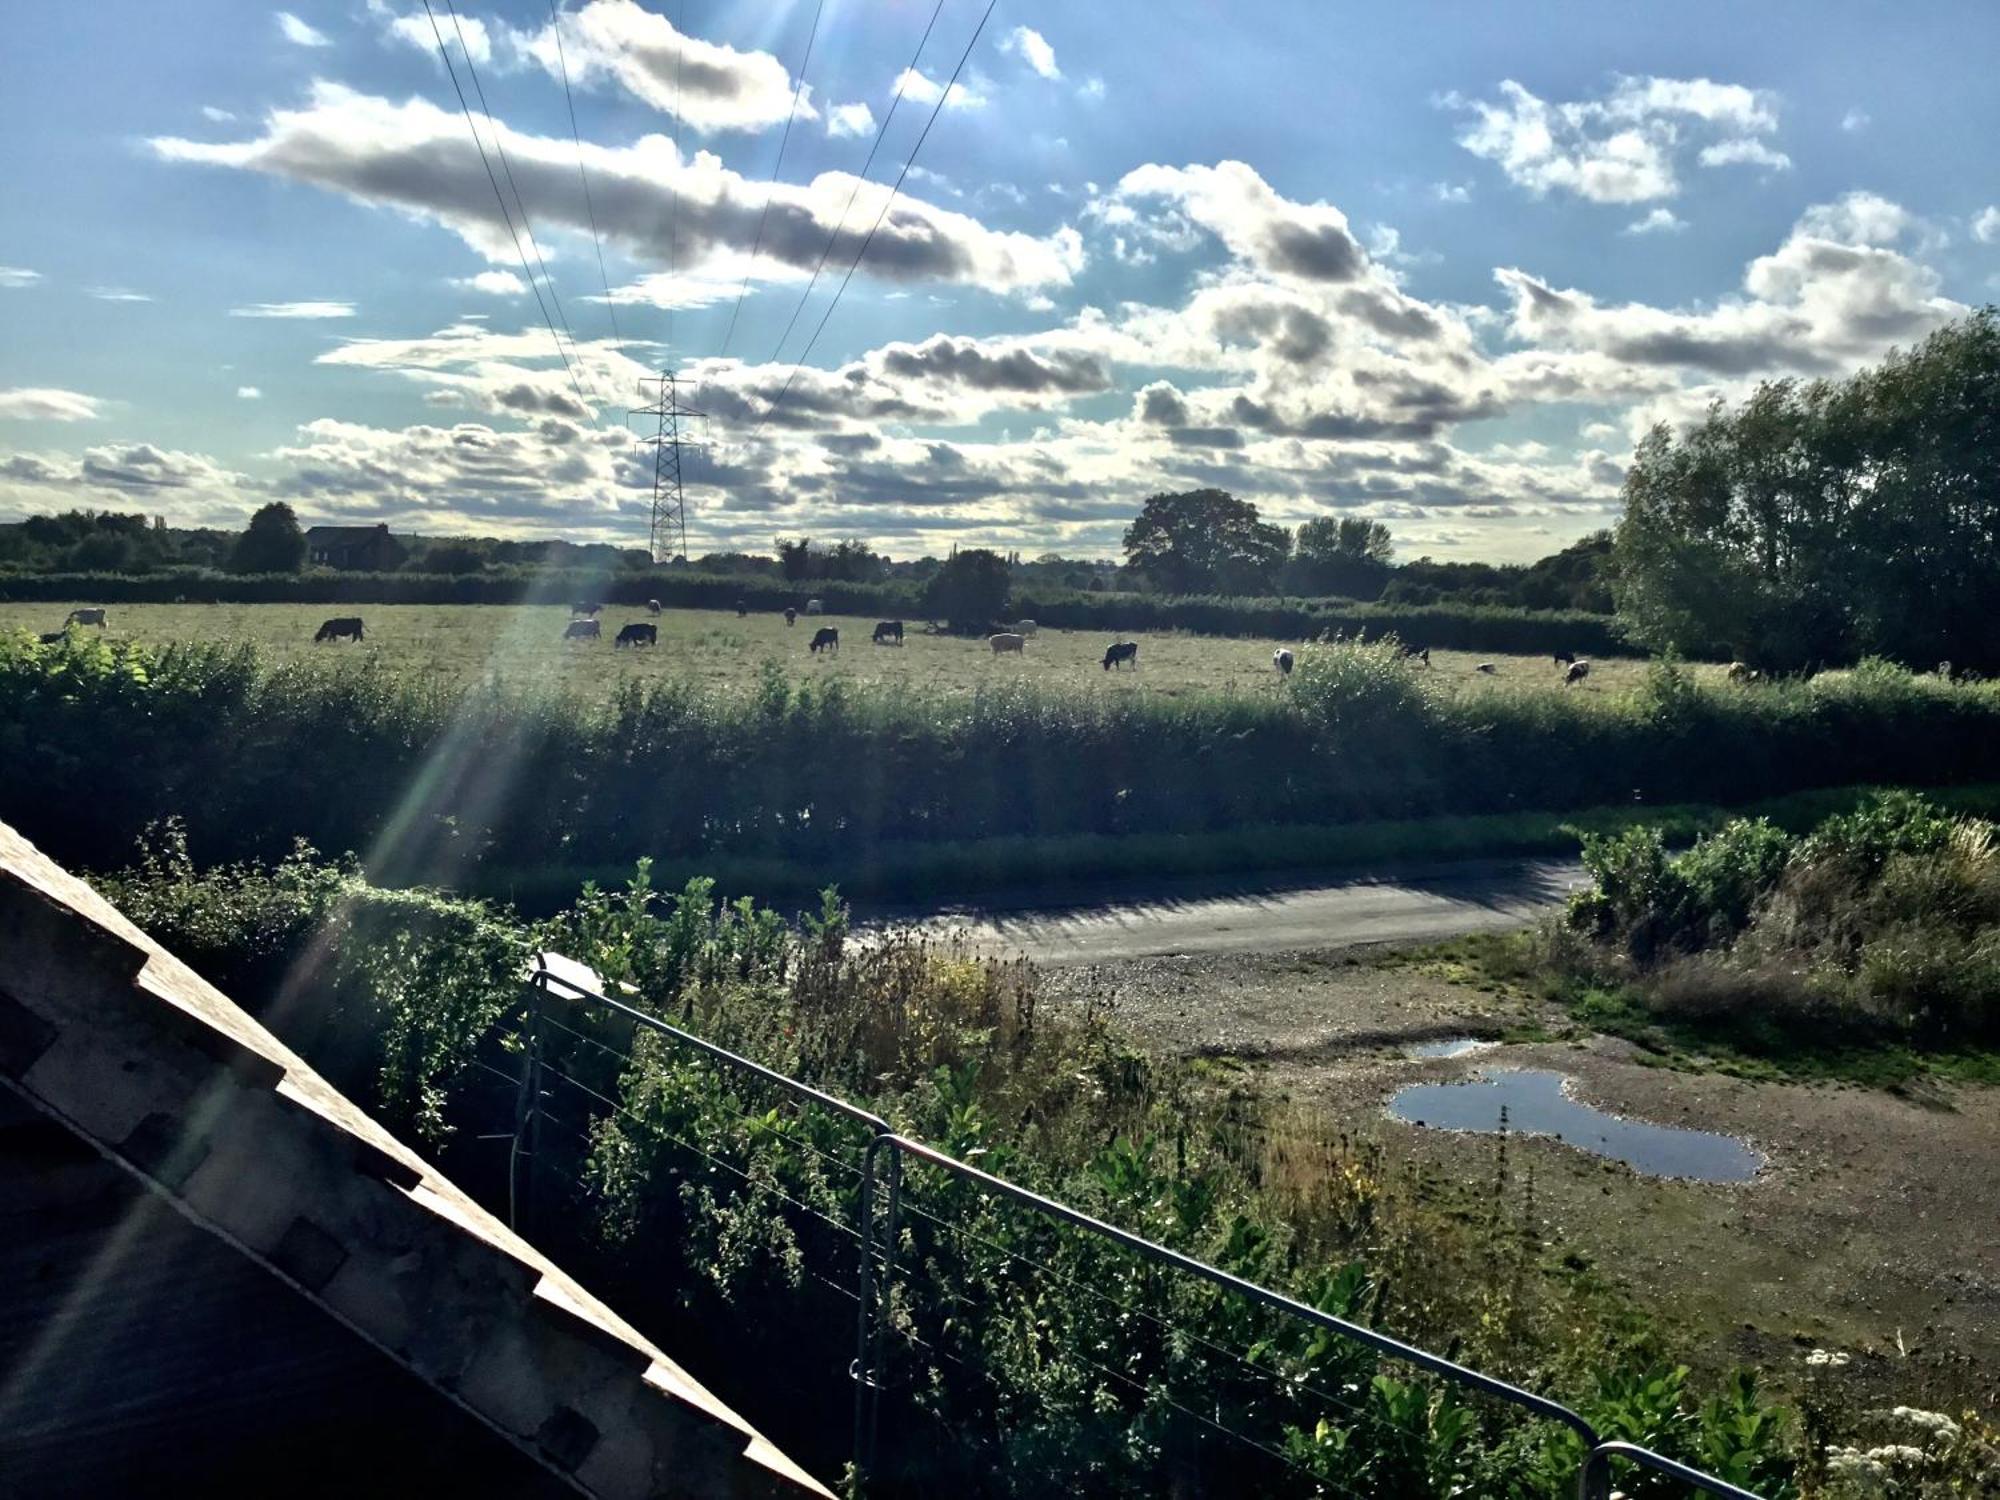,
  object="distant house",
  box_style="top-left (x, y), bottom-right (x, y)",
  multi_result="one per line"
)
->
top-left (305, 523), bottom-right (404, 571)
